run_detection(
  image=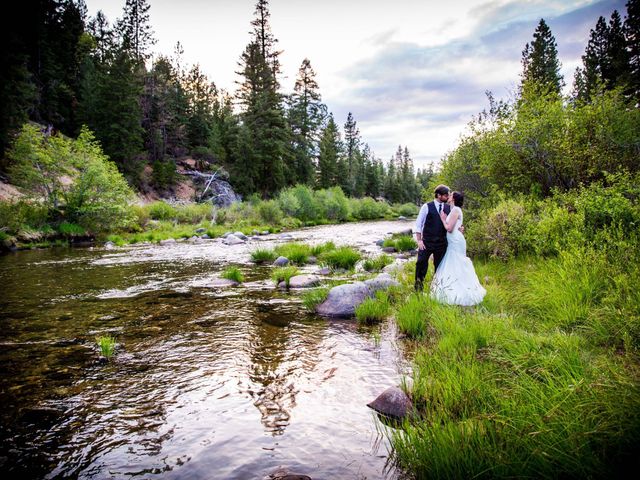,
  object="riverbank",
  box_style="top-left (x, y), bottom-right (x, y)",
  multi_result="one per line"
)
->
top-left (381, 253), bottom-right (640, 478)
